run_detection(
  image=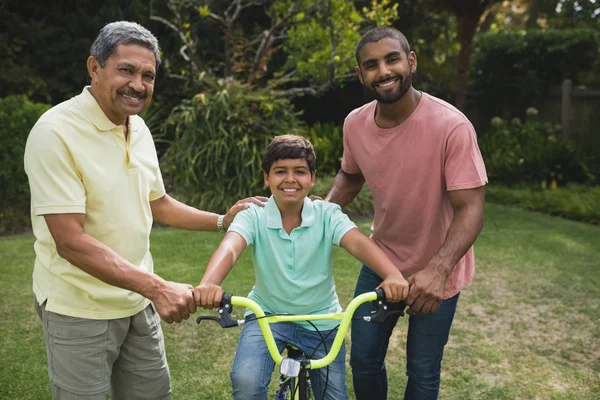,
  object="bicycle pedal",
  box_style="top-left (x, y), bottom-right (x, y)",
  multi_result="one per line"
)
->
top-left (280, 358), bottom-right (301, 377)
